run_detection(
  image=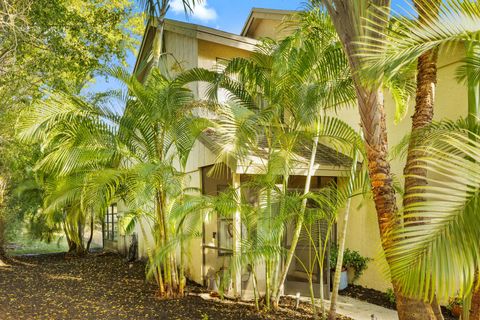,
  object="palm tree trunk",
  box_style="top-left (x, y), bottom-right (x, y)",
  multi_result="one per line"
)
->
top-left (402, 2), bottom-right (444, 318)
top-left (323, 1), bottom-right (437, 318)
top-left (403, 46), bottom-right (437, 209)
top-left (273, 125), bottom-right (320, 306)
top-left (86, 211), bottom-right (94, 253)
top-left (470, 274), bottom-right (480, 320)
top-left (328, 150), bottom-right (359, 320)
top-left (147, 0), bottom-right (168, 77)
